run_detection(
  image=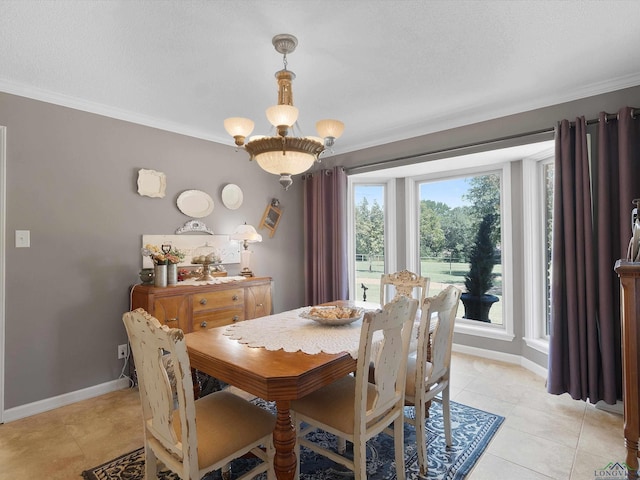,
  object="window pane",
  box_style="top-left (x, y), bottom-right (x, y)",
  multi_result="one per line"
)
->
top-left (544, 162), bottom-right (554, 336)
top-left (354, 184), bottom-right (385, 302)
top-left (419, 174), bottom-right (503, 324)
